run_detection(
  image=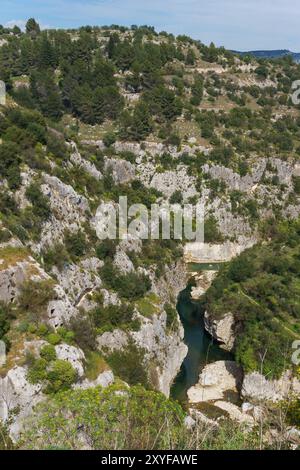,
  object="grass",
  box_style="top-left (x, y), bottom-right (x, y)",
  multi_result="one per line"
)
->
top-left (84, 351), bottom-right (110, 381)
top-left (0, 246), bottom-right (30, 271)
top-left (135, 293), bottom-right (161, 319)
top-left (0, 327), bottom-right (28, 377)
